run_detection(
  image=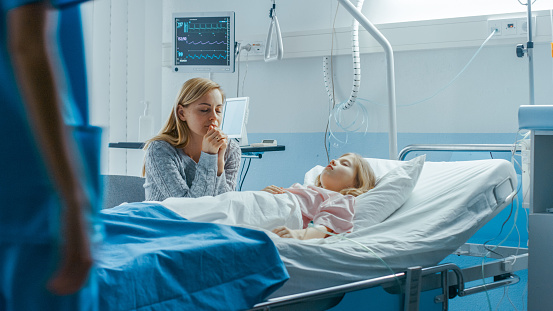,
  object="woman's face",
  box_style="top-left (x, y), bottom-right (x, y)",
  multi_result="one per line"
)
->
top-left (319, 154), bottom-right (357, 192)
top-left (177, 89), bottom-right (223, 138)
